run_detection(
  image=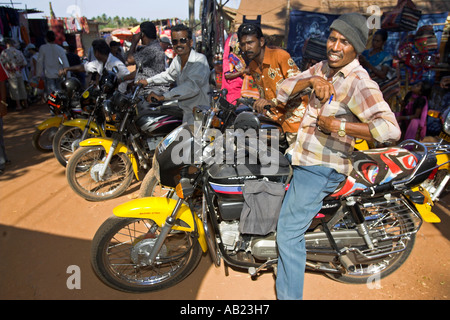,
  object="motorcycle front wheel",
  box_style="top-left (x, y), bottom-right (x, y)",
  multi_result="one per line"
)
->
top-left (66, 146), bottom-right (134, 201)
top-left (52, 126), bottom-right (83, 167)
top-left (91, 216), bottom-right (202, 292)
top-left (32, 126), bottom-right (58, 152)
